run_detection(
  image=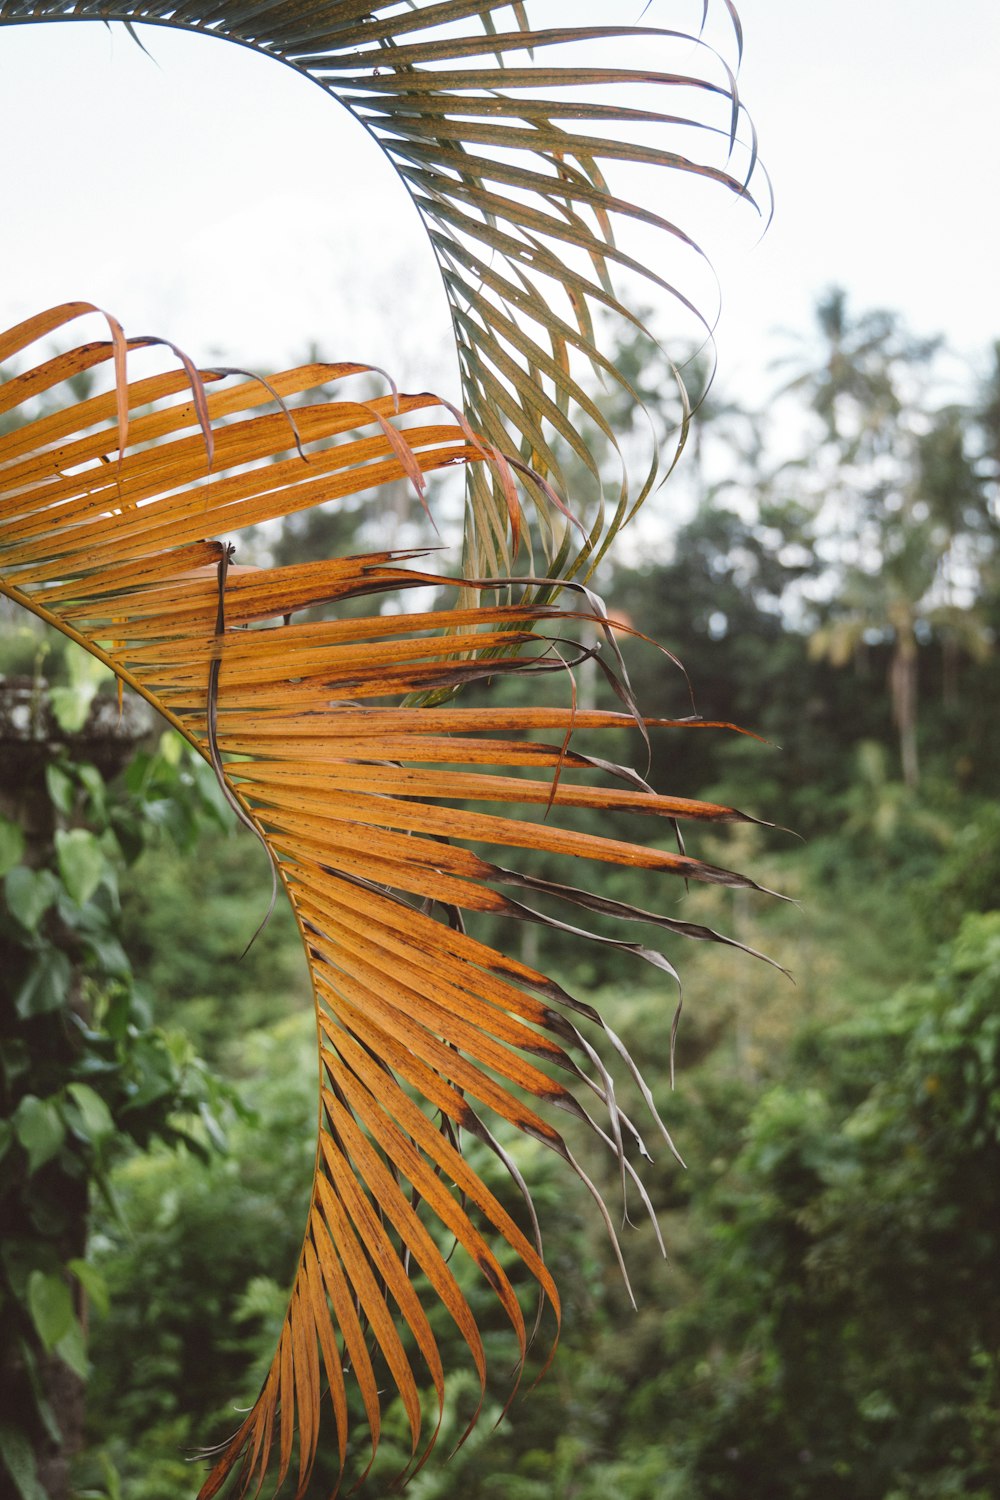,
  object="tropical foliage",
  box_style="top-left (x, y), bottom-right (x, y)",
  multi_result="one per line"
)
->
top-left (0, 664), bottom-right (238, 1499)
top-left (1, 6), bottom-right (769, 1492)
top-left (4, 286), bottom-right (999, 1498)
top-left (9, 2), bottom-right (997, 1497)
top-left (1, 6), bottom-right (775, 1494)
top-left (0, 274), bottom-right (781, 1492)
